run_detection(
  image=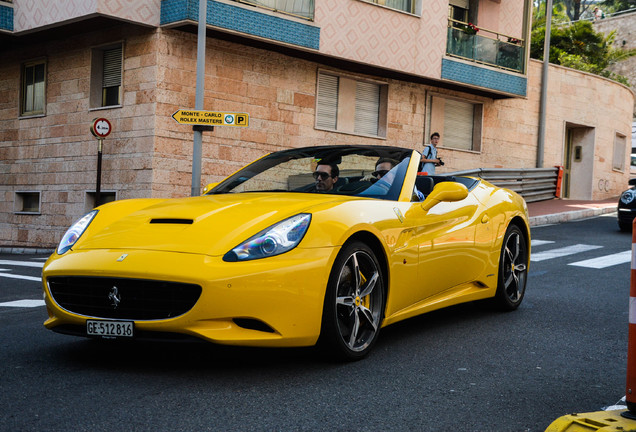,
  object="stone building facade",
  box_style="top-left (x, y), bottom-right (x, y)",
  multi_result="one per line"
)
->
top-left (0, 0), bottom-right (633, 249)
